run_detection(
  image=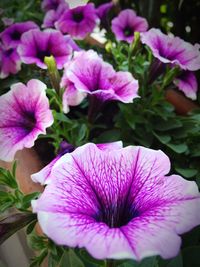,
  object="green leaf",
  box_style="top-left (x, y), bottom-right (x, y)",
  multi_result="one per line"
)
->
top-left (21, 192), bottom-right (40, 209)
top-left (28, 232), bottom-right (48, 251)
top-left (119, 256), bottom-right (157, 267)
top-left (153, 119), bottom-right (182, 131)
top-left (0, 213), bottom-right (36, 245)
top-left (53, 111), bottom-right (72, 124)
top-left (153, 132), bottom-right (171, 144)
top-left (0, 191), bottom-right (14, 212)
top-left (167, 143), bottom-right (188, 154)
top-left (0, 168), bottom-right (18, 189)
top-left (175, 168), bottom-right (198, 178)
top-left (60, 250), bottom-right (85, 267)
top-left (182, 246), bottom-right (200, 267)
top-left (26, 220), bottom-right (37, 235)
top-left (167, 253), bottom-right (183, 267)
